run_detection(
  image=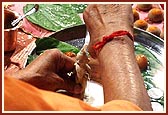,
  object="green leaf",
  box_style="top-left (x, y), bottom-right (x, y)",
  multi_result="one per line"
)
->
top-left (35, 37), bottom-right (80, 54)
top-left (23, 4), bottom-right (83, 31)
top-left (27, 54), bottom-right (38, 64)
top-left (71, 4), bottom-right (87, 13)
top-left (26, 37), bottom-right (80, 65)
